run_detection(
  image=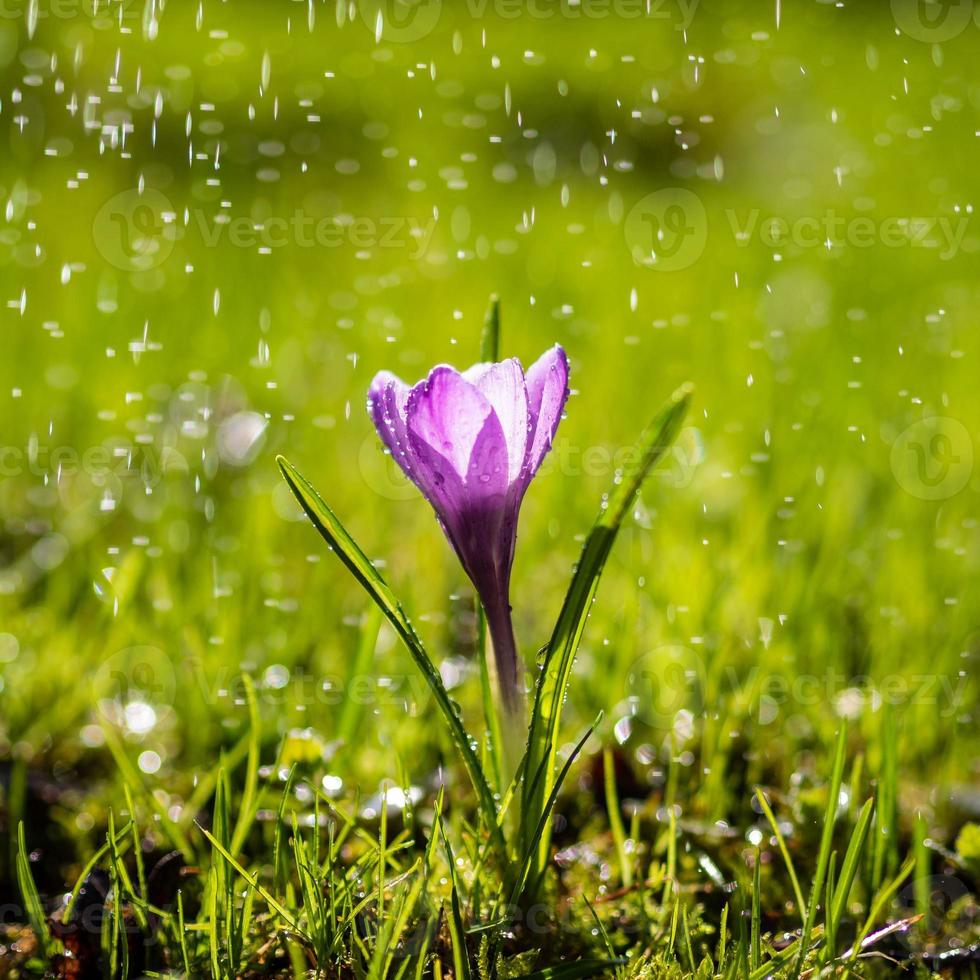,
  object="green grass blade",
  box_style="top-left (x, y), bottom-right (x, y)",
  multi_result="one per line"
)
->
top-left (790, 722), bottom-right (848, 979)
top-left (603, 746), bottom-right (632, 889)
top-left (63, 820), bottom-right (132, 924)
top-left (510, 714), bottom-right (602, 907)
top-left (824, 850), bottom-right (837, 959)
top-left (199, 825), bottom-right (301, 931)
top-left (177, 728), bottom-right (252, 831)
top-left (582, 894), bottom-right (616, 963)
top-left (176, 890), bottom-right (191, 976)
top-left (754, 787), bottom-right (806, 924)
top-left (480, 293), bottom-right (500, 362)
top-left (829, 798), bottom-right (874, 939)
top-left (912, 808), bottom-right (930, 926)
top-left (101, 722), bottom-right (194, 861)
top-left (123, 785), bottom-right (148, 906)
top-left (15, 822), bottom-right (50, 950)
top-left (522, 961), bottom-right (626, 980)
top-left (871, 705), bottom-right (898, 890)
top-left (750, 849), bottom-right (761, 972)
top-left (848, 853), bottom-right (916, 961)
top-left (230, 674), bottom-right (261, 856)
top-left (439, 824), bottom-right (472, 980)
top-left (522, 384), bottom-right (692, 867)
top-left (337, 604), bottom-right (383, 748)
top-left (747, 926), bottom-right (825, 980)
top-left (277, 454), bottom-right (505, 861)
top-left (273, 764), bottom-right (297, 893)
